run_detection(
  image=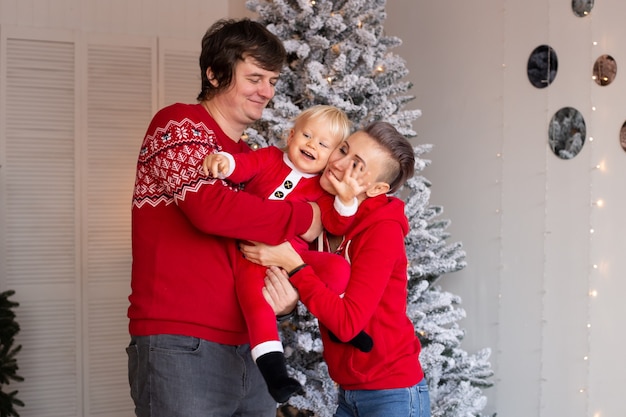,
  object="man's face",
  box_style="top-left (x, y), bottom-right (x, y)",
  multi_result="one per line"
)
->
top-left (210, 56), bottom-right (280, 128)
